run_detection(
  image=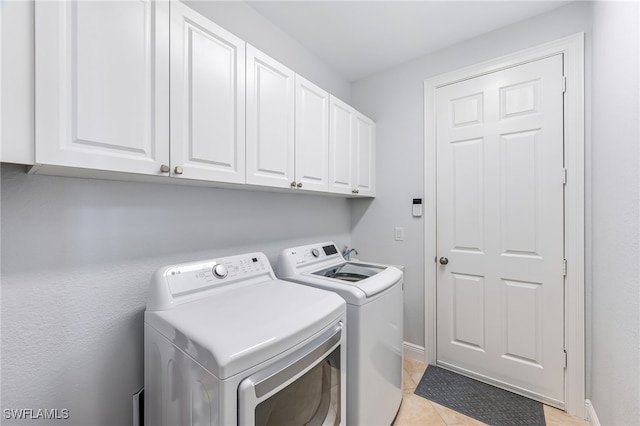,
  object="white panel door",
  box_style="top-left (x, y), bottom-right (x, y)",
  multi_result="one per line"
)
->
top-left (353, 112), bottom-right (376, 197)
top-left (328, 96), bottom-right (354, 195)
top-left (35, 0), bottom-right (170, 175)
top-left (295, 75), bottom-right (329, 192)
top-left (170, 1), bottom-right (245, 183)
top-left (436, 55), bottom-right (565, 405)
top-left (246, 45), bottom-right (295, 188)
